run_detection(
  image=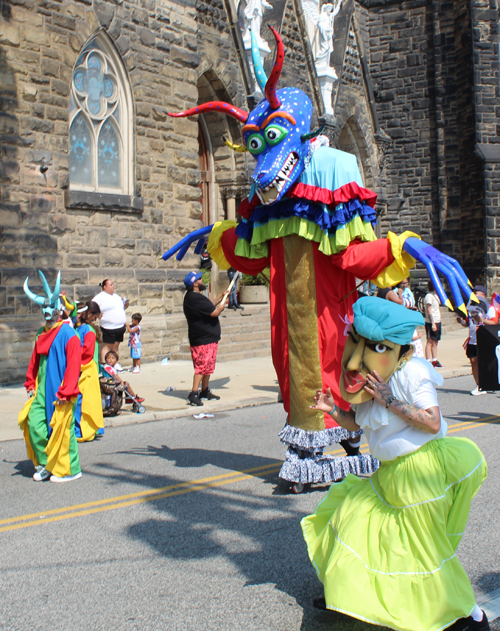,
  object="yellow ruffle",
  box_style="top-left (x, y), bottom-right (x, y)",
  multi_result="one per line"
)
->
top-left (234, 216), bottom-right (377, 259)
top-left (207, 220), bottom-right (237, 270)
top-left (372, 231), bottom-right (420, 288)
